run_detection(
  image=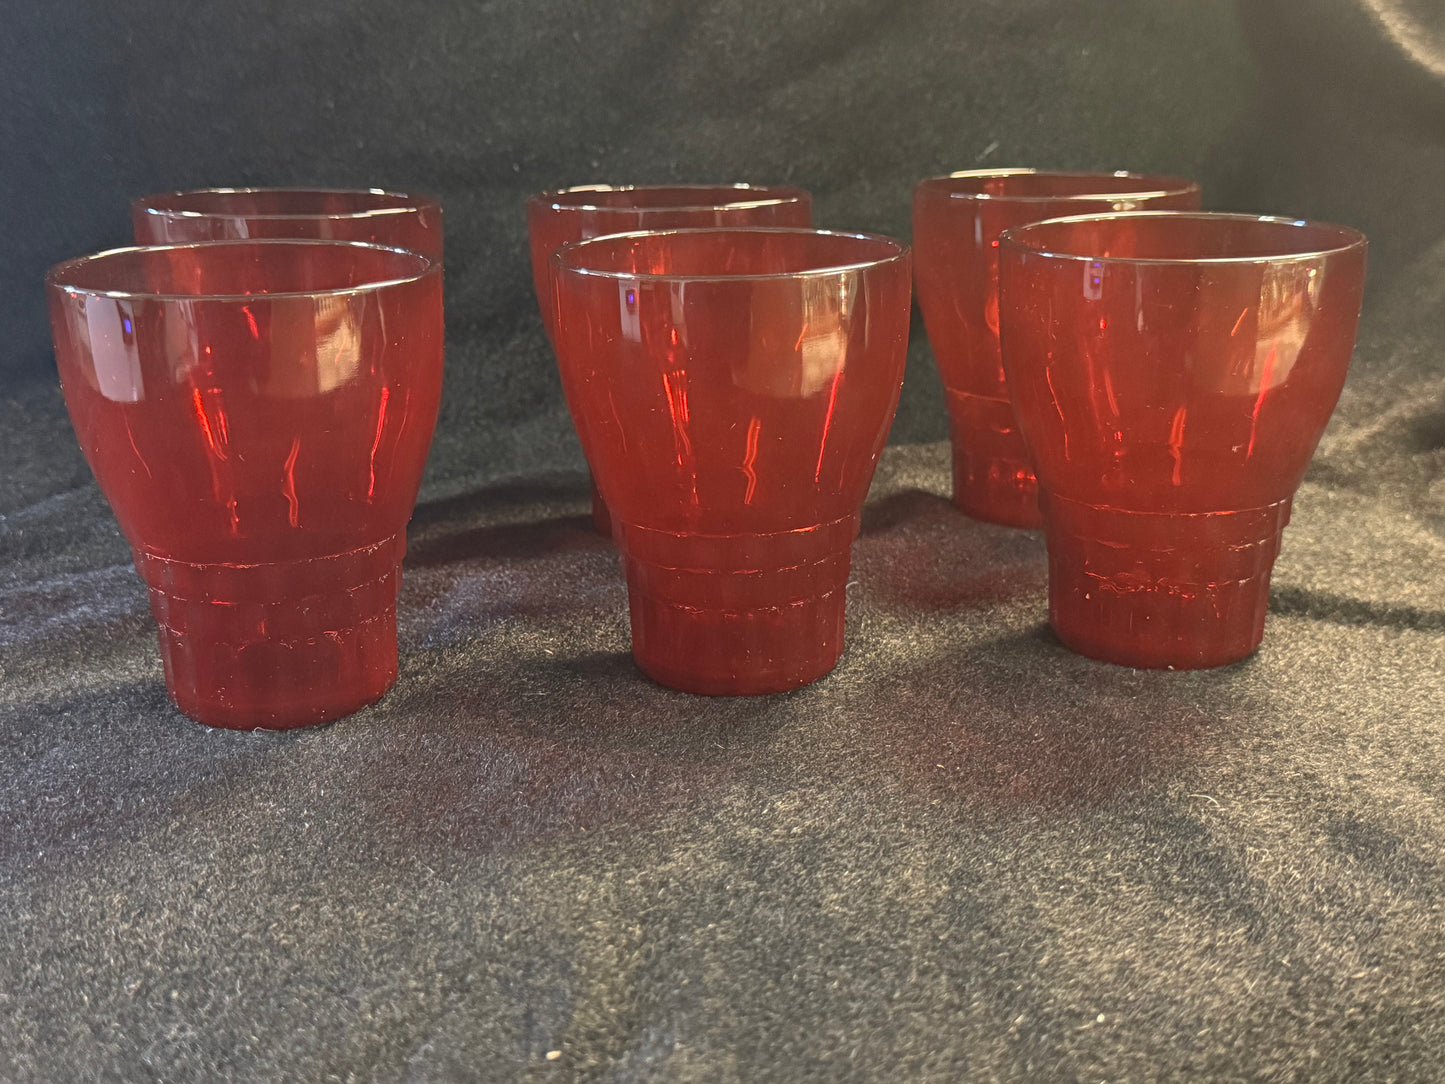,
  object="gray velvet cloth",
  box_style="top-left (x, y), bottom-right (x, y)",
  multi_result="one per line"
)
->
top-left (3, 0), bottom-right (1445, 1080)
